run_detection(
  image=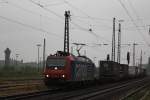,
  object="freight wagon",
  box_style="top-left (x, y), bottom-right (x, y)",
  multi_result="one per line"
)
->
top-left (128, 66), bottom-right (137, 78)
top-left (99, 61), bottom-right (120, 81)
top-left (99, 61), bottom-right (146, 81)
top-left (119, 64), bottom-right (129, 79)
